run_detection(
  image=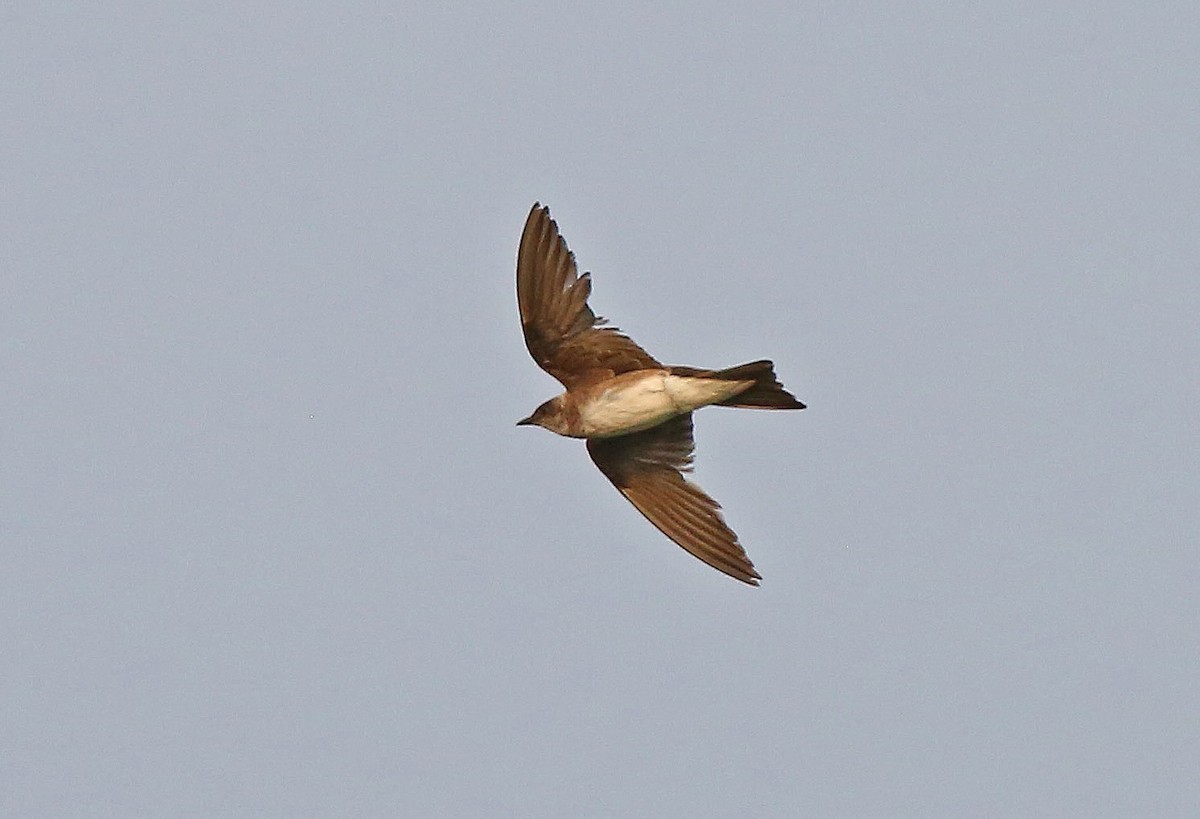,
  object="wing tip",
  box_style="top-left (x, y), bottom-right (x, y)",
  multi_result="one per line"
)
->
top-left (720, 558), bottom-right (763, 587)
